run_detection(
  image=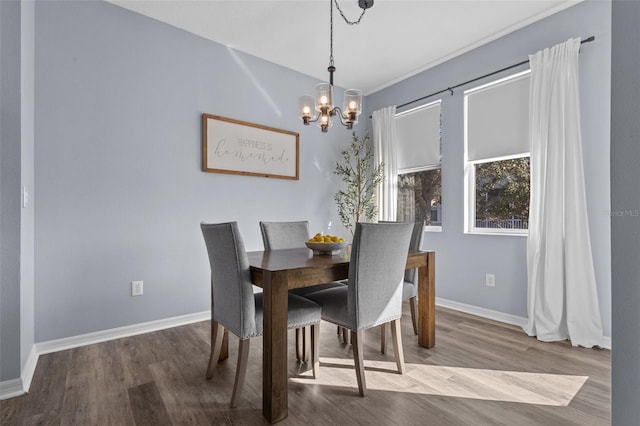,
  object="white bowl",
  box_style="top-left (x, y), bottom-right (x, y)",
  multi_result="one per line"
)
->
top-left (305, 241), bottom-right (348, 255)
